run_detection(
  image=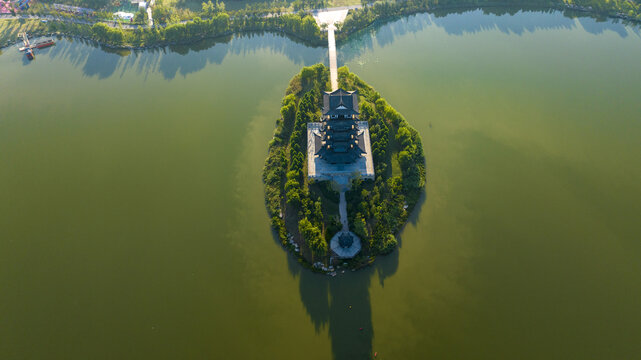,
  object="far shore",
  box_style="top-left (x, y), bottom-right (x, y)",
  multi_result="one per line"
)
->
top-left (2, 3), bottom-right (640, 52)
